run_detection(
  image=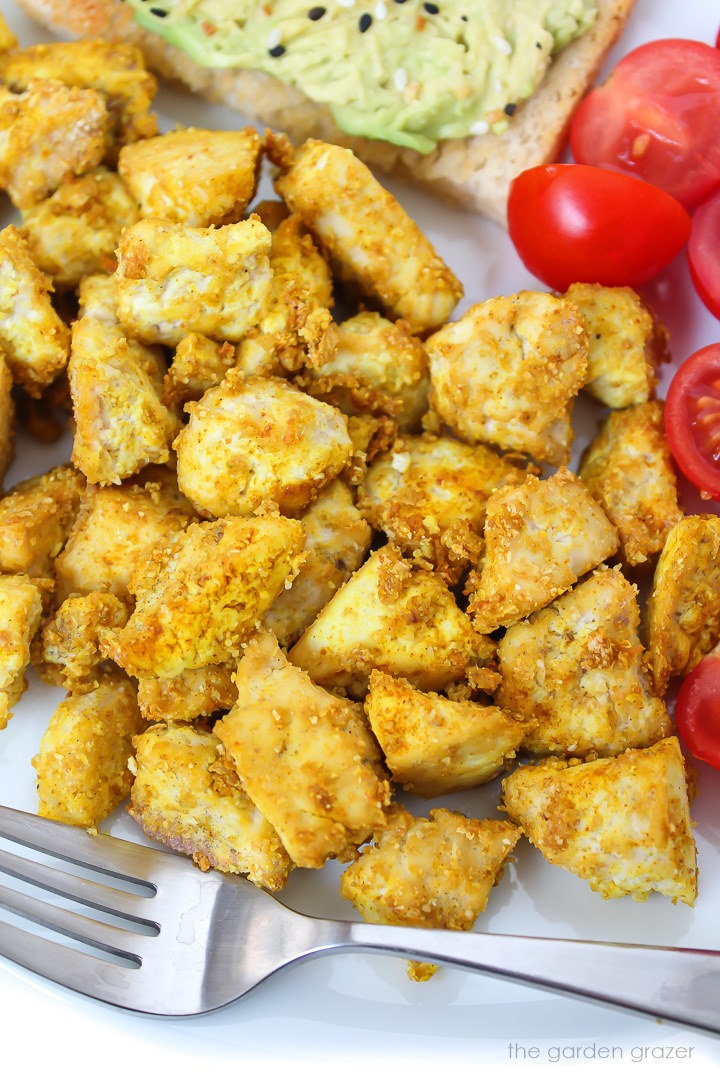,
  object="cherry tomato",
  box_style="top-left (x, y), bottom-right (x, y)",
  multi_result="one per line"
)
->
top-left (507, 164), bottom-right (691, 292)
top-left (676, 650), bottom-right (720, 769)
top-left (665, 344), bottom-right (720, 501)
top-left (570, 39), bottom-right (720, 210)
top-left (688, 189), bottom-right (720, 320)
